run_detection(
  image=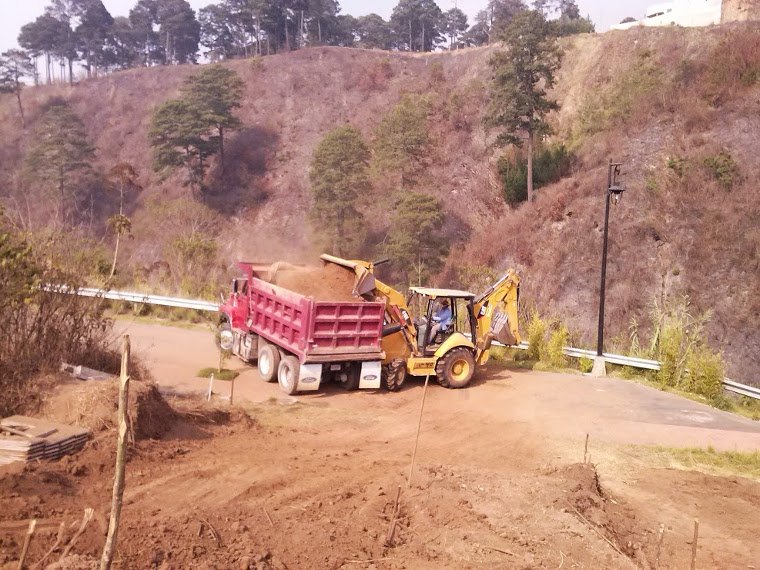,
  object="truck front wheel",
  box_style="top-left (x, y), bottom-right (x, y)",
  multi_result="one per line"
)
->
top-left (257, 342), bottom-right (280, 383)
top-left (278, 355), bottom-right (300, 395)
top-left (217, 321), bottom-right (233, 352)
